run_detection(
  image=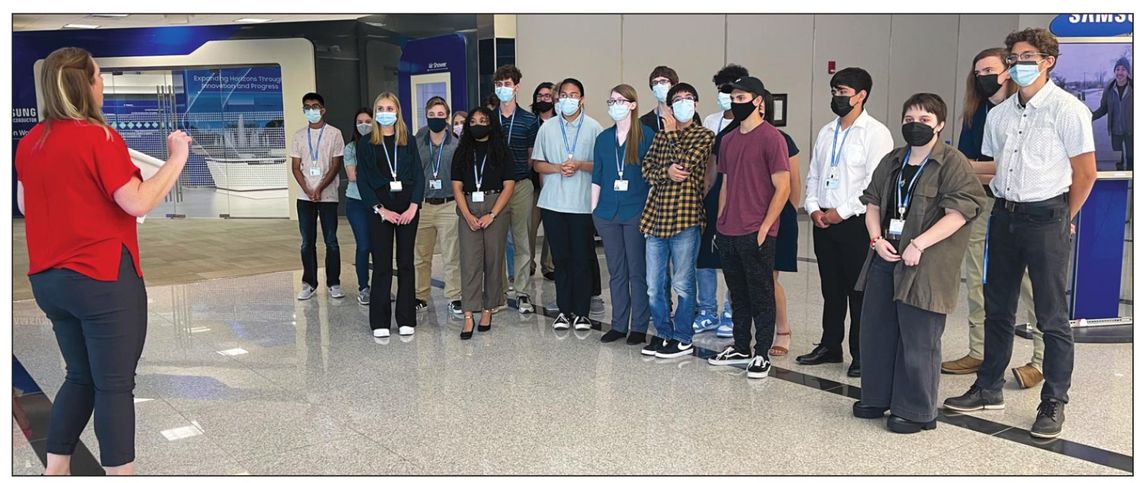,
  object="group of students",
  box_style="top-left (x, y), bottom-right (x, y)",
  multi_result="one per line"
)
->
top-left (289, 27), bottom-right (1093, 440)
